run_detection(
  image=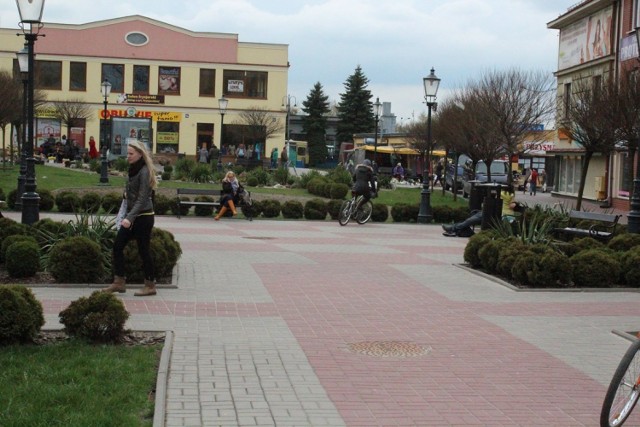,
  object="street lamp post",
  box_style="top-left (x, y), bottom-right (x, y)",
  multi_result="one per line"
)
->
top-left (218, 96), bottom-right (228, 172)
top-left (373, 97), bottom-right (381, 171)
top-left (99, 79), bottom-right (111, 184)
top-left (16, 0), bottom-right (45, 225)
top-left (282, 95), bottom-right (296, 167)
top-left (417, 67), bottom-right (441, 224)
top-left (15, 44), bottom-right (29, 212)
